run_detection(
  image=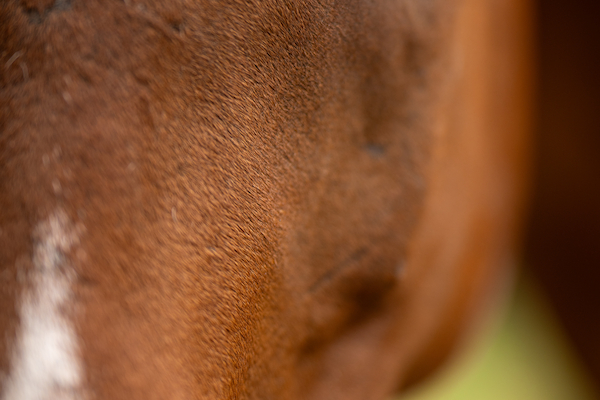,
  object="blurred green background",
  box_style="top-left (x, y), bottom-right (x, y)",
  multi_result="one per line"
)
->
top-left (395, 274), bottom-right (599, 400)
